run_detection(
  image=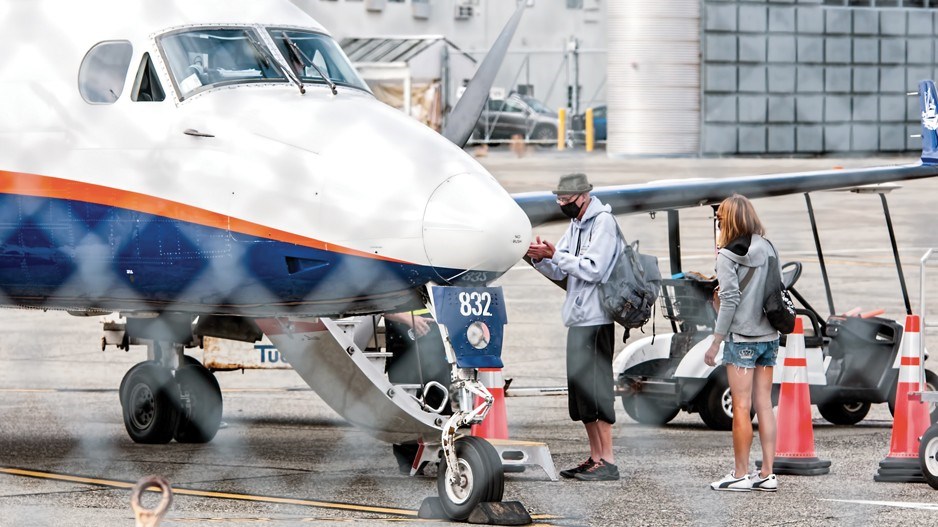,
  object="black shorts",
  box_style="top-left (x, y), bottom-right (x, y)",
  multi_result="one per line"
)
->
top-left (566, 324), bottom-right (615, 424)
